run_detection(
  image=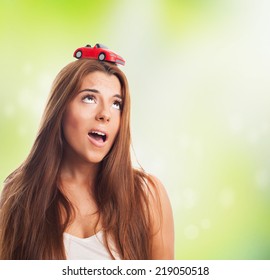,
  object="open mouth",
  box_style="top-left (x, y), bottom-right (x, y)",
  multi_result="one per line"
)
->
top-left (88, 130), bottom-right (107, 143)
